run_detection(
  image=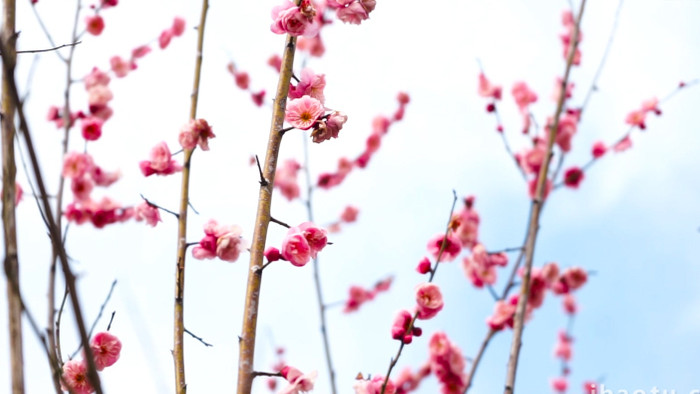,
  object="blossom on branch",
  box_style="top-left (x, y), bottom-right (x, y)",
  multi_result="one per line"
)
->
top-left (90, 331), bottom-right (122, 370)
top-left (139, 142), bottom-right (183, 177)
top-left (178, 118), bottom-right (215, 151)
top-left (192, 219), bottom-right (247, 262)
top-left (278, 366), bottom-right (317, 394)
top-left (285, 95), bottom-right (325, 130)
top-left (61, 359), bottom-right (94, 394)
